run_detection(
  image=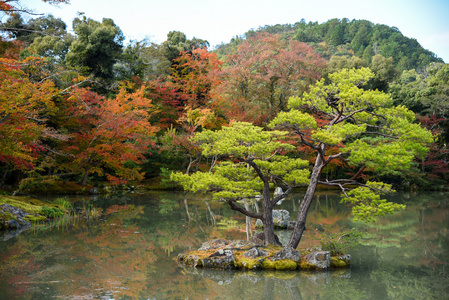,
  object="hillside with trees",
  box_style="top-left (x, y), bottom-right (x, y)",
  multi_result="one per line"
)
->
top-left (216, 18), bottom-right (443, 72)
